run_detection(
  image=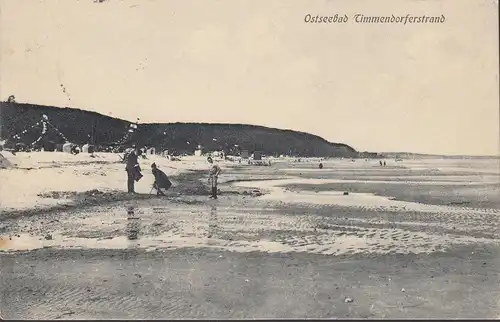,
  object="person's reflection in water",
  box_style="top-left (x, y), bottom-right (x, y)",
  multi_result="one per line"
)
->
top-left (126, 219), bottom-right (140, 241)
top-left (207, 205), bottom-right (218, 242)
top-left (126, 206), bottom-right (141, 246)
